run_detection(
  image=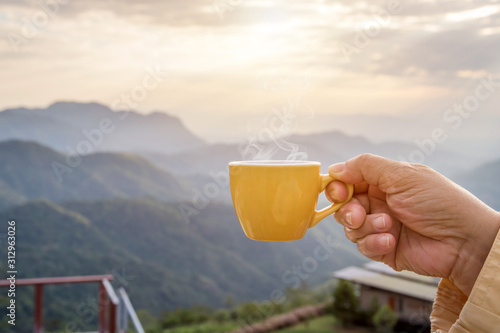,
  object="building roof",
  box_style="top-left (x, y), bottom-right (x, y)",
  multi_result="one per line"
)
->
top-left (333, 263), bottom-right (438, 302)
top-left (364, 261), bottom-right (440, 286)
